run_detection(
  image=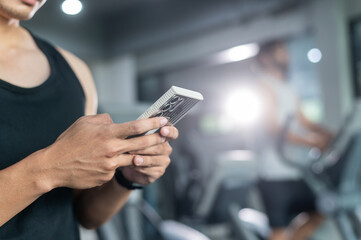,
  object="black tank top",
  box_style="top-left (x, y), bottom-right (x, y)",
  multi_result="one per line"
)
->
top-left (0, 34), bottom-right (85, 239)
